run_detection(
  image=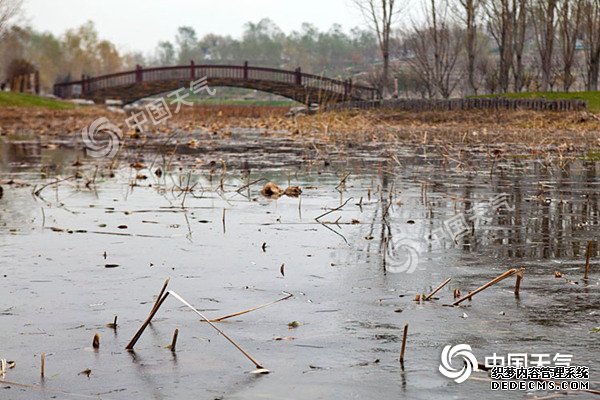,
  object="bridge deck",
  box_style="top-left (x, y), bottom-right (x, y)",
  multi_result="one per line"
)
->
top-left (53, 63), bottom-right (380, 105)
